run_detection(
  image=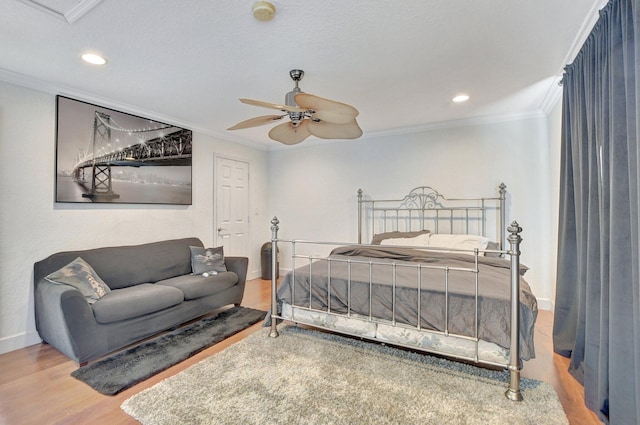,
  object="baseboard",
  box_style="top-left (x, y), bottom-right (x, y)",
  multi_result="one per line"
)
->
top-left (536, 298), bottom-right (554, 311)
top-left (0, 330), bottom-right (42, 355)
